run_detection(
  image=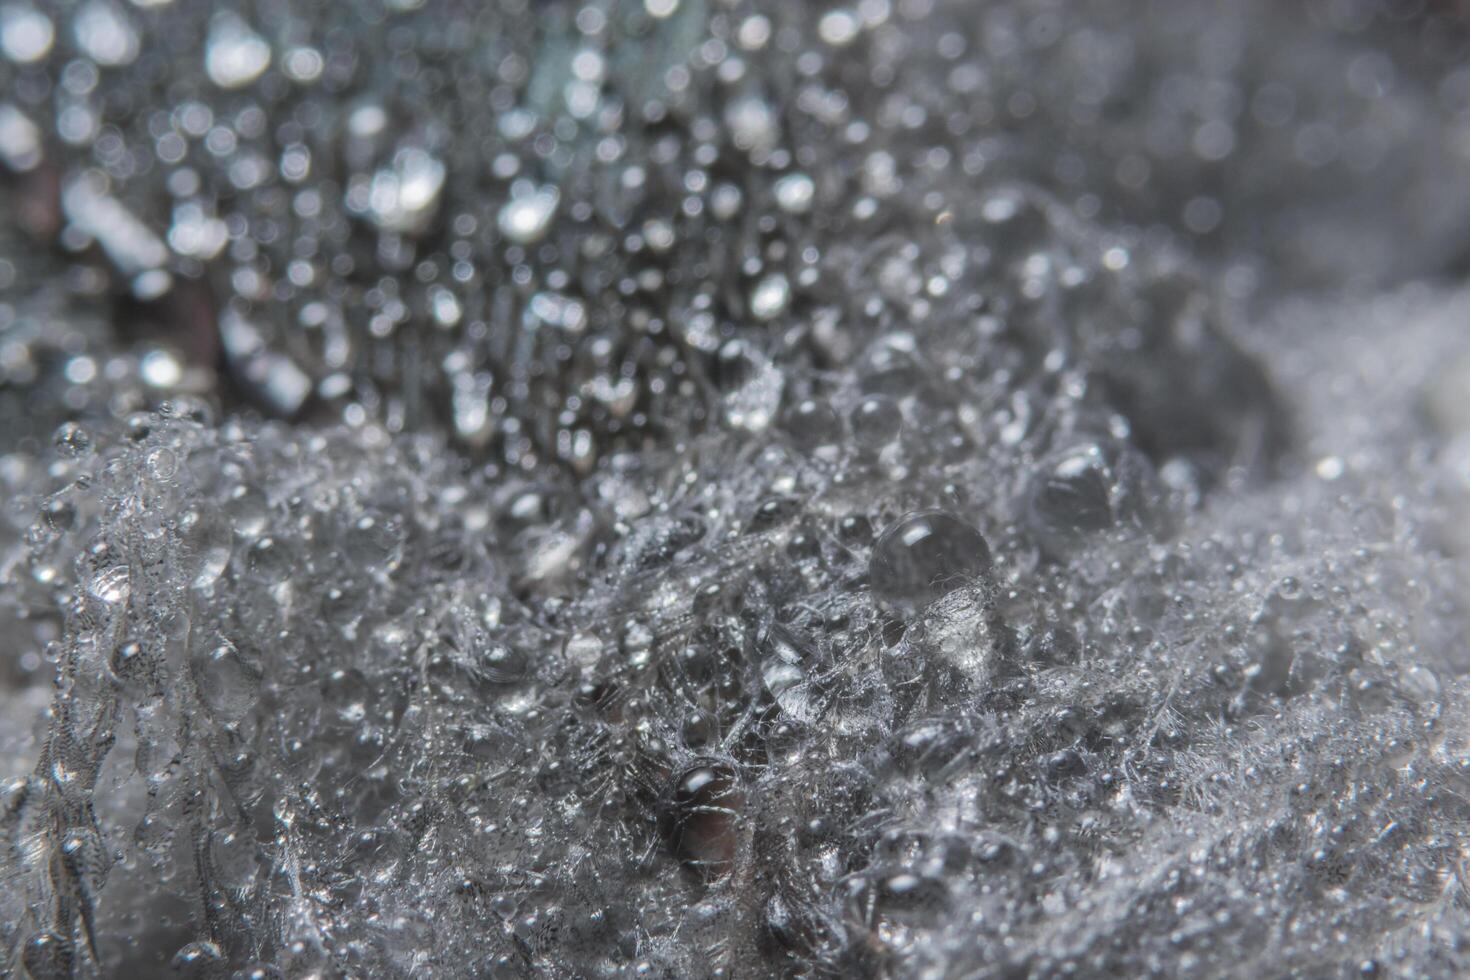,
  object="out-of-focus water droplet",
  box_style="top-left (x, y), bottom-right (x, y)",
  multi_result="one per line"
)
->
top-left (322, 582), bottom-right (369, 632)
top-left (497, 184), bottom-right (560, 244)
top-left (525, 292), bottom-right (587, 334)
top-left (725, 96), bottom-right (778, 154)
top-left (73, 1), bottom-right (139, 67)
top-left (245, 535), bottom-right (293, 584)
top-left (817, 9), bottom-right (861, 47)
top-left (773, 173), bottom-right (815, 215)
top-left (322, 668), bottom-right (371, 727)
top-left (749, 273), bottom-right (791, 321)
top-left (0, 103), bottom-right (43, 171)
top-left (1, 3), bottom-right (55, 64)
top-left (870, 511), bottom-right (990, 616)
top-left (368, 146), bottom-right (446, 235)
top-left (204, 13), bottom-right (271, 89)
